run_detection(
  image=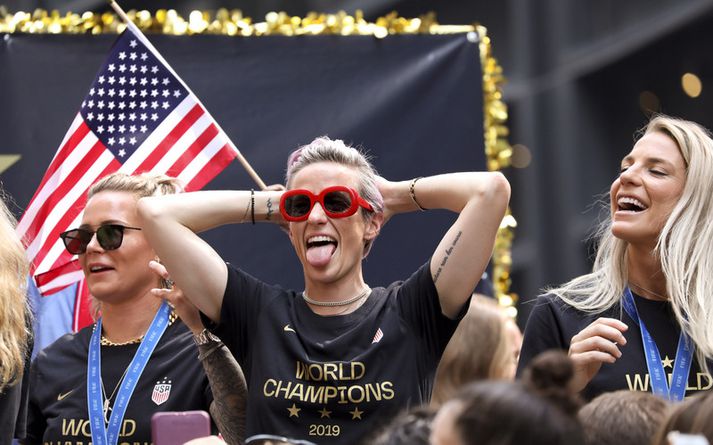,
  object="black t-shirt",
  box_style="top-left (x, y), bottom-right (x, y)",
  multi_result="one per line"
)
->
top-left (210, 262), bottom-right (461, 445)
top-left (0, 318), bottom-right (32, 443)
top-left (518, 292), bottom-right (713, 401)
top-left (26, 320), bottom-right (213, 445)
